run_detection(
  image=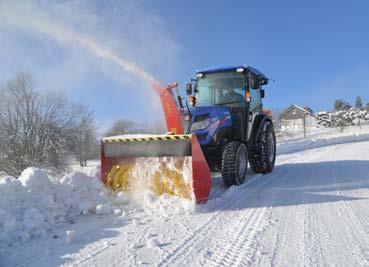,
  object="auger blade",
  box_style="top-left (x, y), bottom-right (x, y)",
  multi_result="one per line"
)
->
top-left (100, 134), bottom-right (211, 203)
